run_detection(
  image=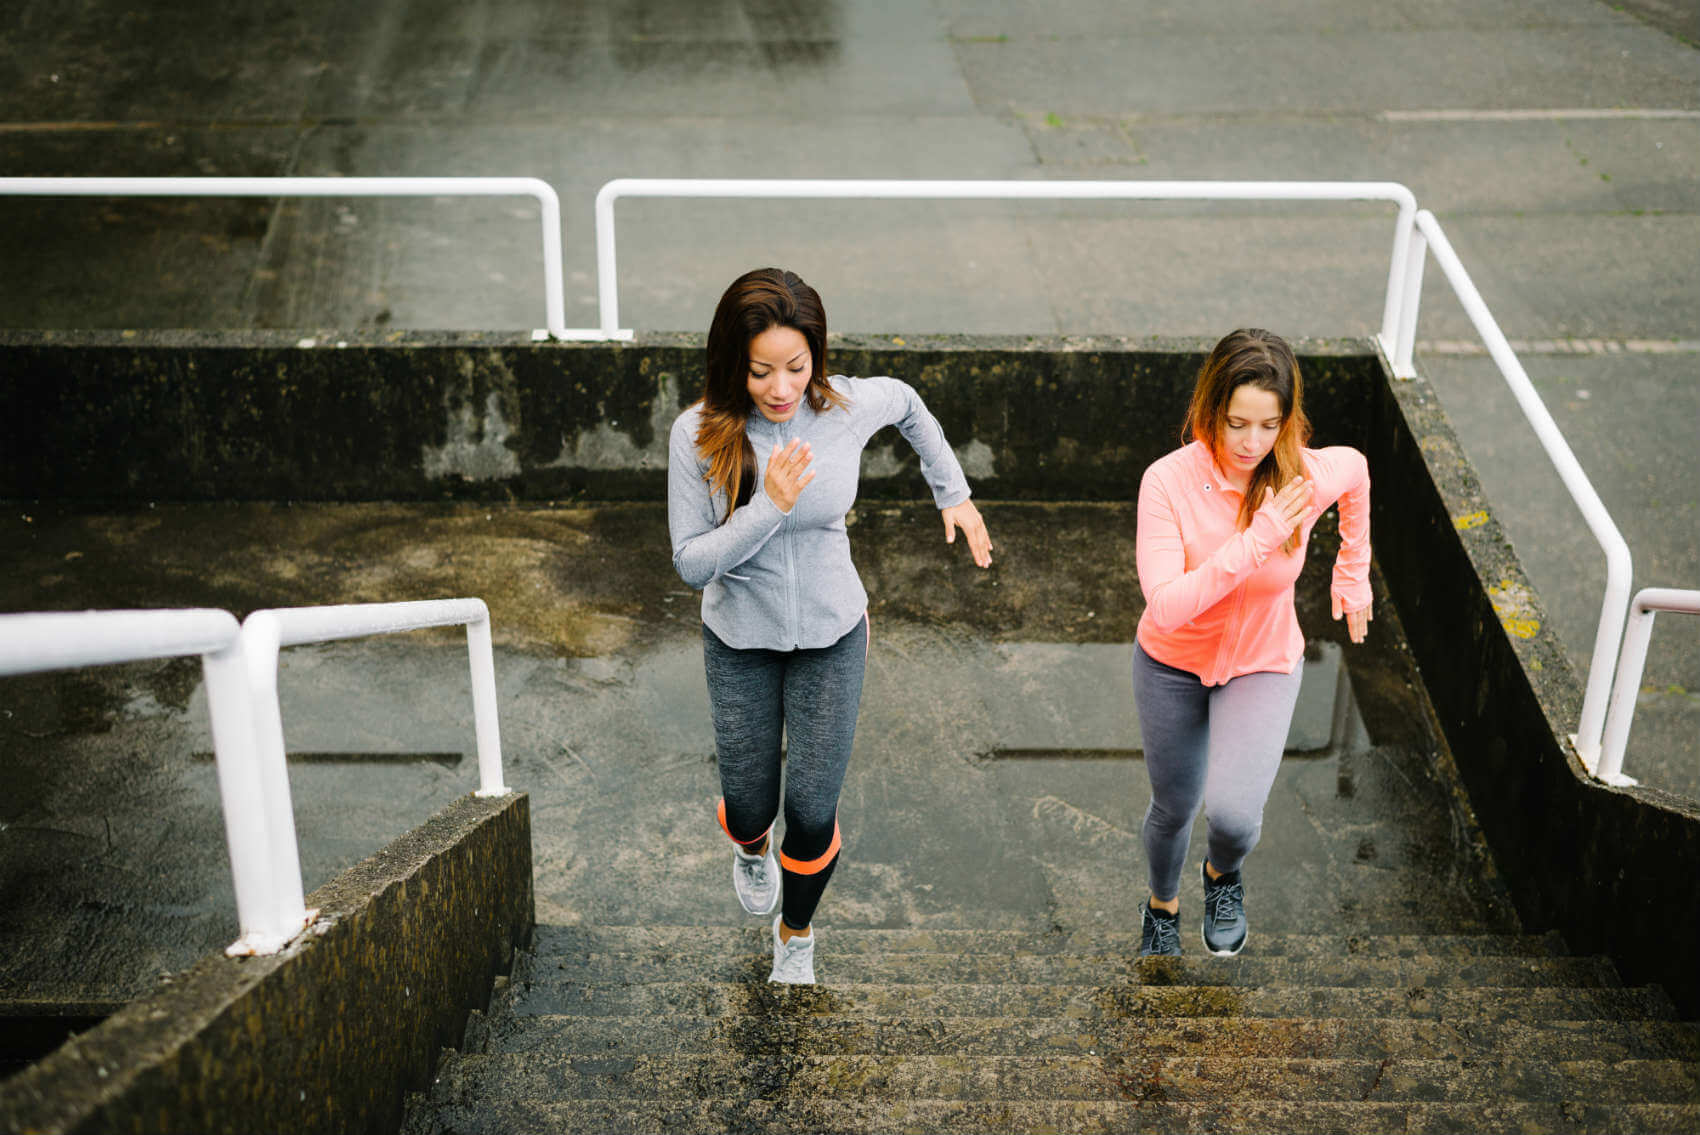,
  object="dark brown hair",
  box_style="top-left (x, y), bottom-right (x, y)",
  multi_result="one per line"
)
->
top-left (695, 268), bottom-right (845, 519)
top-left (1182, 328), bottom-right (1311, 553)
